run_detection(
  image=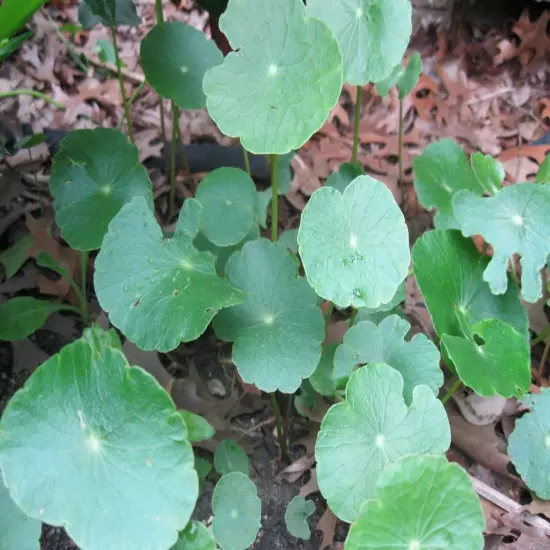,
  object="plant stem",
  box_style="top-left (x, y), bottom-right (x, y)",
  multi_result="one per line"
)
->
top-left (352, 86), bottom-right (361, 164)
top-left (270, 393), bottom-right (287, 456)
top-left (441, 378), bottom-right (463, 405)
top-left (155, 0), bottom-right (164, 21)
top-left (324, 302), bottom-right (334, 327)
top-left (243, 144), bottom-right (251, 177)
top-left (0, 89), bottom-right (65, 110)
top-left (510, 257), bottom-right (518, 284)
top-left (532, 324), bottom-right (550, 347)
top-left (270, 154), bottom-right (279, 241)
top-left (116, 81), bottom-right (146, 130)
top-left (110, 26), bottom-right (134, 143)
top-left (398, 98), bottom-right (404, 187)
top-left (80, 251), bottom-right (89, 324)
top-left (169, 103), bottom-right (179, 219)
top-left (175, 114), bottom-right (191, 176)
